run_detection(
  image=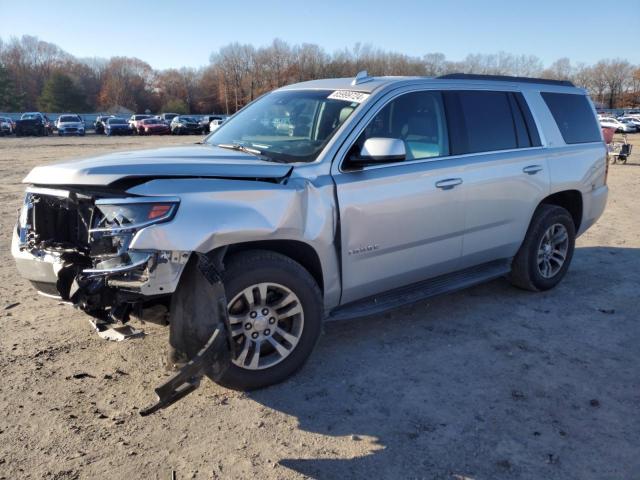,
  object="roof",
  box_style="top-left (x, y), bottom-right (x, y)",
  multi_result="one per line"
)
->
top-left (279, 73), bottom-right (581, 94)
